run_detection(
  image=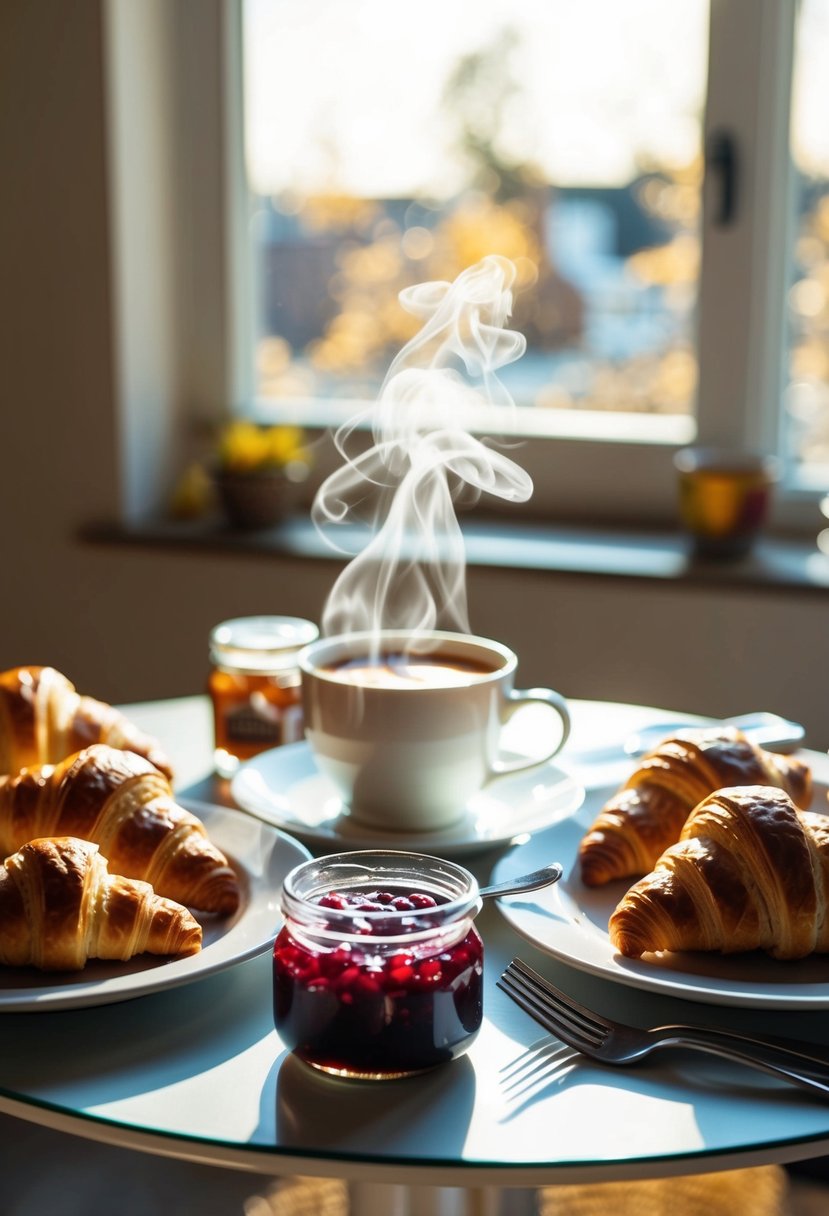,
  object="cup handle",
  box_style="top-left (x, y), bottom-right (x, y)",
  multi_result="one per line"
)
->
top-left (490, 688), bottom-right (571, 777)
